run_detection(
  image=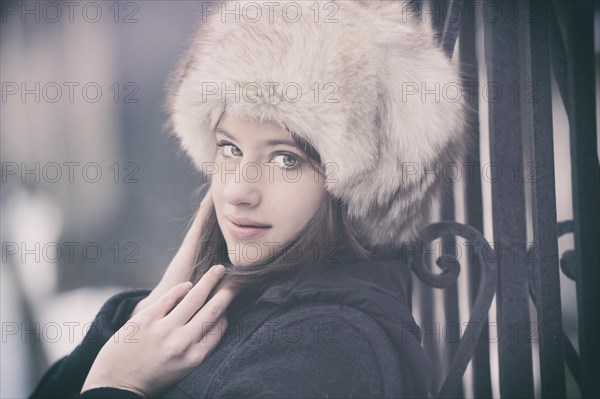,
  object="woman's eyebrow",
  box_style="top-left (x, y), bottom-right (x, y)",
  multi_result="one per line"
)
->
top-left (215, 127), bottom-right (297, 147)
